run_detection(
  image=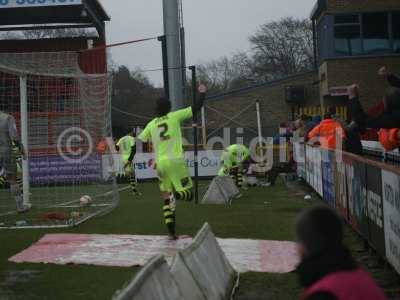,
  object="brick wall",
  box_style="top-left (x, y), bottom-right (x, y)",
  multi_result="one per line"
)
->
top-left (326, 0), bottom-right (400, 13)
top-left (320, 56), bottom-right (400, 109)
top-left (205, 72), bottom-right (319, 140)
